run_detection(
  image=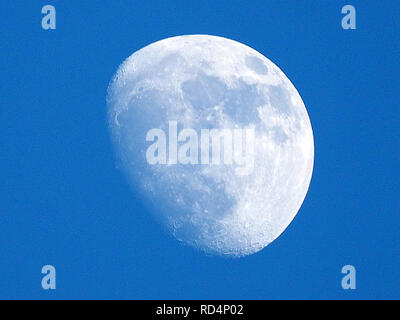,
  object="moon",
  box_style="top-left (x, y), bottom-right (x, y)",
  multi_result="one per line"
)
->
top-left (107, 35), bottom-right (314, 257)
